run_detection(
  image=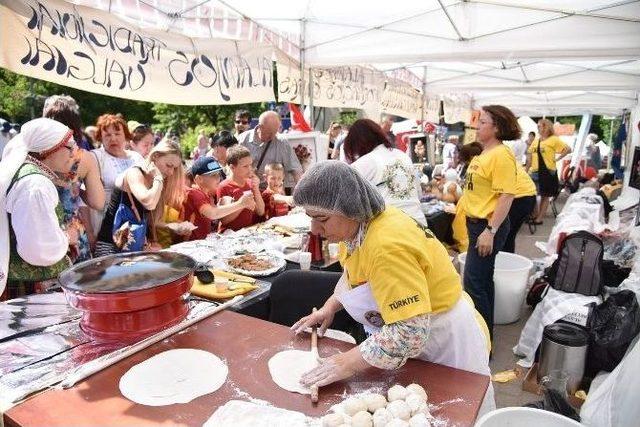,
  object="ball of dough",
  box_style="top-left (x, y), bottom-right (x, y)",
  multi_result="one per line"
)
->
top-left (405, 393), bottom-right (426, 414)
top-left (388, 384), bottom-right (409, 402)
top-left (344, 397), bottom-right (368, 417)
top-left (385, 419), bottom-right (410, 427)
top-left (408, 413), bottom-right (431, 427)
top-left (322, 413), bottom-right (346, 427)
top-left (364, 393), bottom-right (387, 413)
top-left (412, 402), bottom-right (431, 418)
top-left (406, 384), bottom-right (428, 401)
top-left (372, 408), bottom-right (394, 427)
top-left (352, 410), bottom-right (373, 427)
top-left (387, 399), bottom-right (411, 420)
